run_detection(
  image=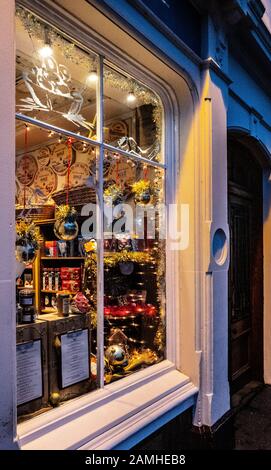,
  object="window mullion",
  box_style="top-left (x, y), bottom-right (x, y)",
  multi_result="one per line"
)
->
top-left (96, 54), bottom-right (105, 389)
